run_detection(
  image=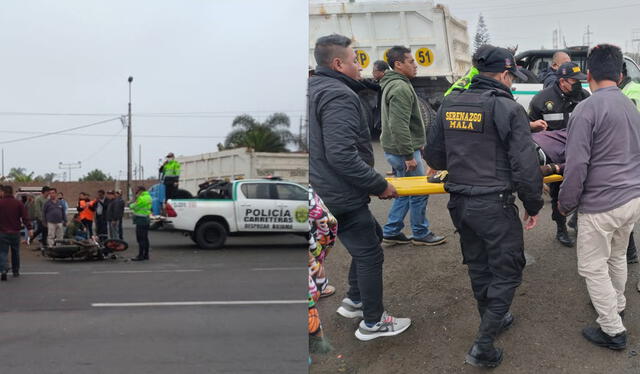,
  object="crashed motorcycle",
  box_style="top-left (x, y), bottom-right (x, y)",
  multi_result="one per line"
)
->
top-left (43, 237), bottom-right (128, 261)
